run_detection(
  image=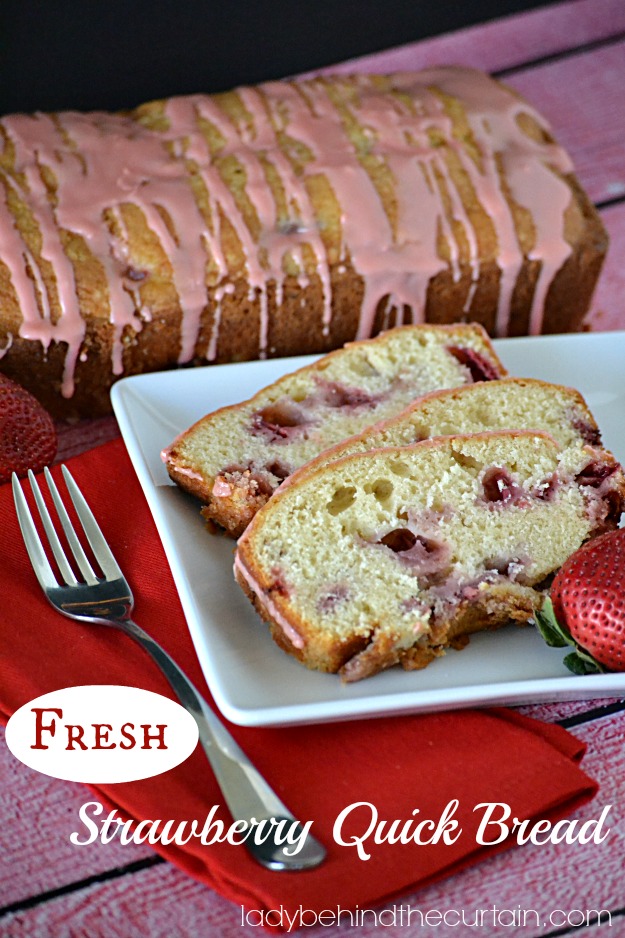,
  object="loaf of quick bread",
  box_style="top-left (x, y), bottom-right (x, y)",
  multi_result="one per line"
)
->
top-left (234, 432), bottom-right (625, 681)
top-left (0, 68), bottom-right (607, 417)
top-left (162, 323), bottom-right (506, 536)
